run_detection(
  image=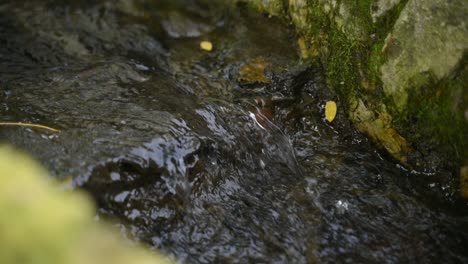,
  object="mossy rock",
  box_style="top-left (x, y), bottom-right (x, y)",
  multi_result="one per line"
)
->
top-left (244, 0), bottom-right (468, 195)
top-left (380, 0), bottom-right (468, 112)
